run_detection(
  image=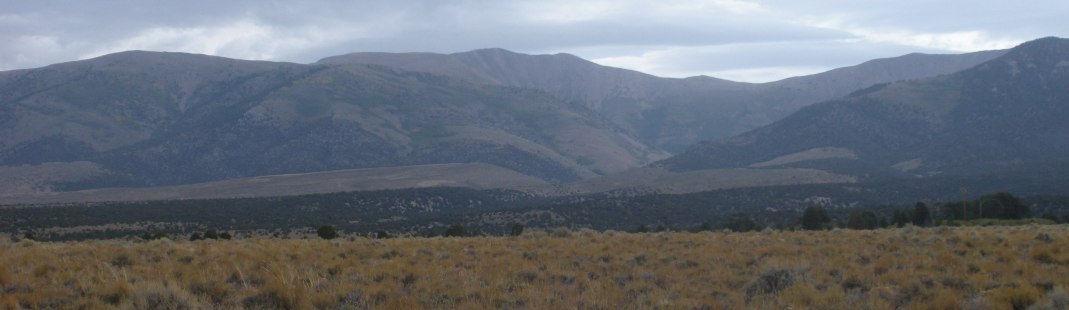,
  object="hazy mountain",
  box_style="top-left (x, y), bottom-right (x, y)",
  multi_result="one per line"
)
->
top-left (321, 48), bottom-right (1004, 152)
top-left (658, 37), bottom-right (1069, 183)
top-left (0, 45), bottom-right (1008, 194)
top-left (0, 51), bottom-right (663, 189)
top-left (768, 50), bottom-right (1008, 101)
